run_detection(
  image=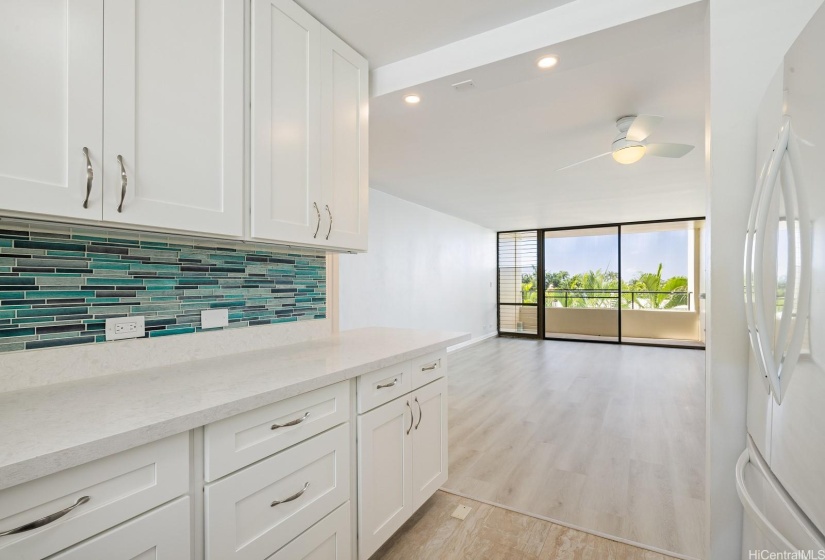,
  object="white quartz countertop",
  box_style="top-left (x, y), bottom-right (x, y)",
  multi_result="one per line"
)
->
top-left (0, 327), bottom-right (469, 490)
